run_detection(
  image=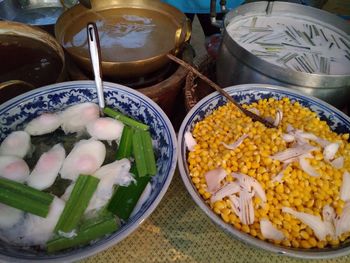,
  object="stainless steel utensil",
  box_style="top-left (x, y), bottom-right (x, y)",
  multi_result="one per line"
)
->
top-left (87, 22), bottom-right (105, 114)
